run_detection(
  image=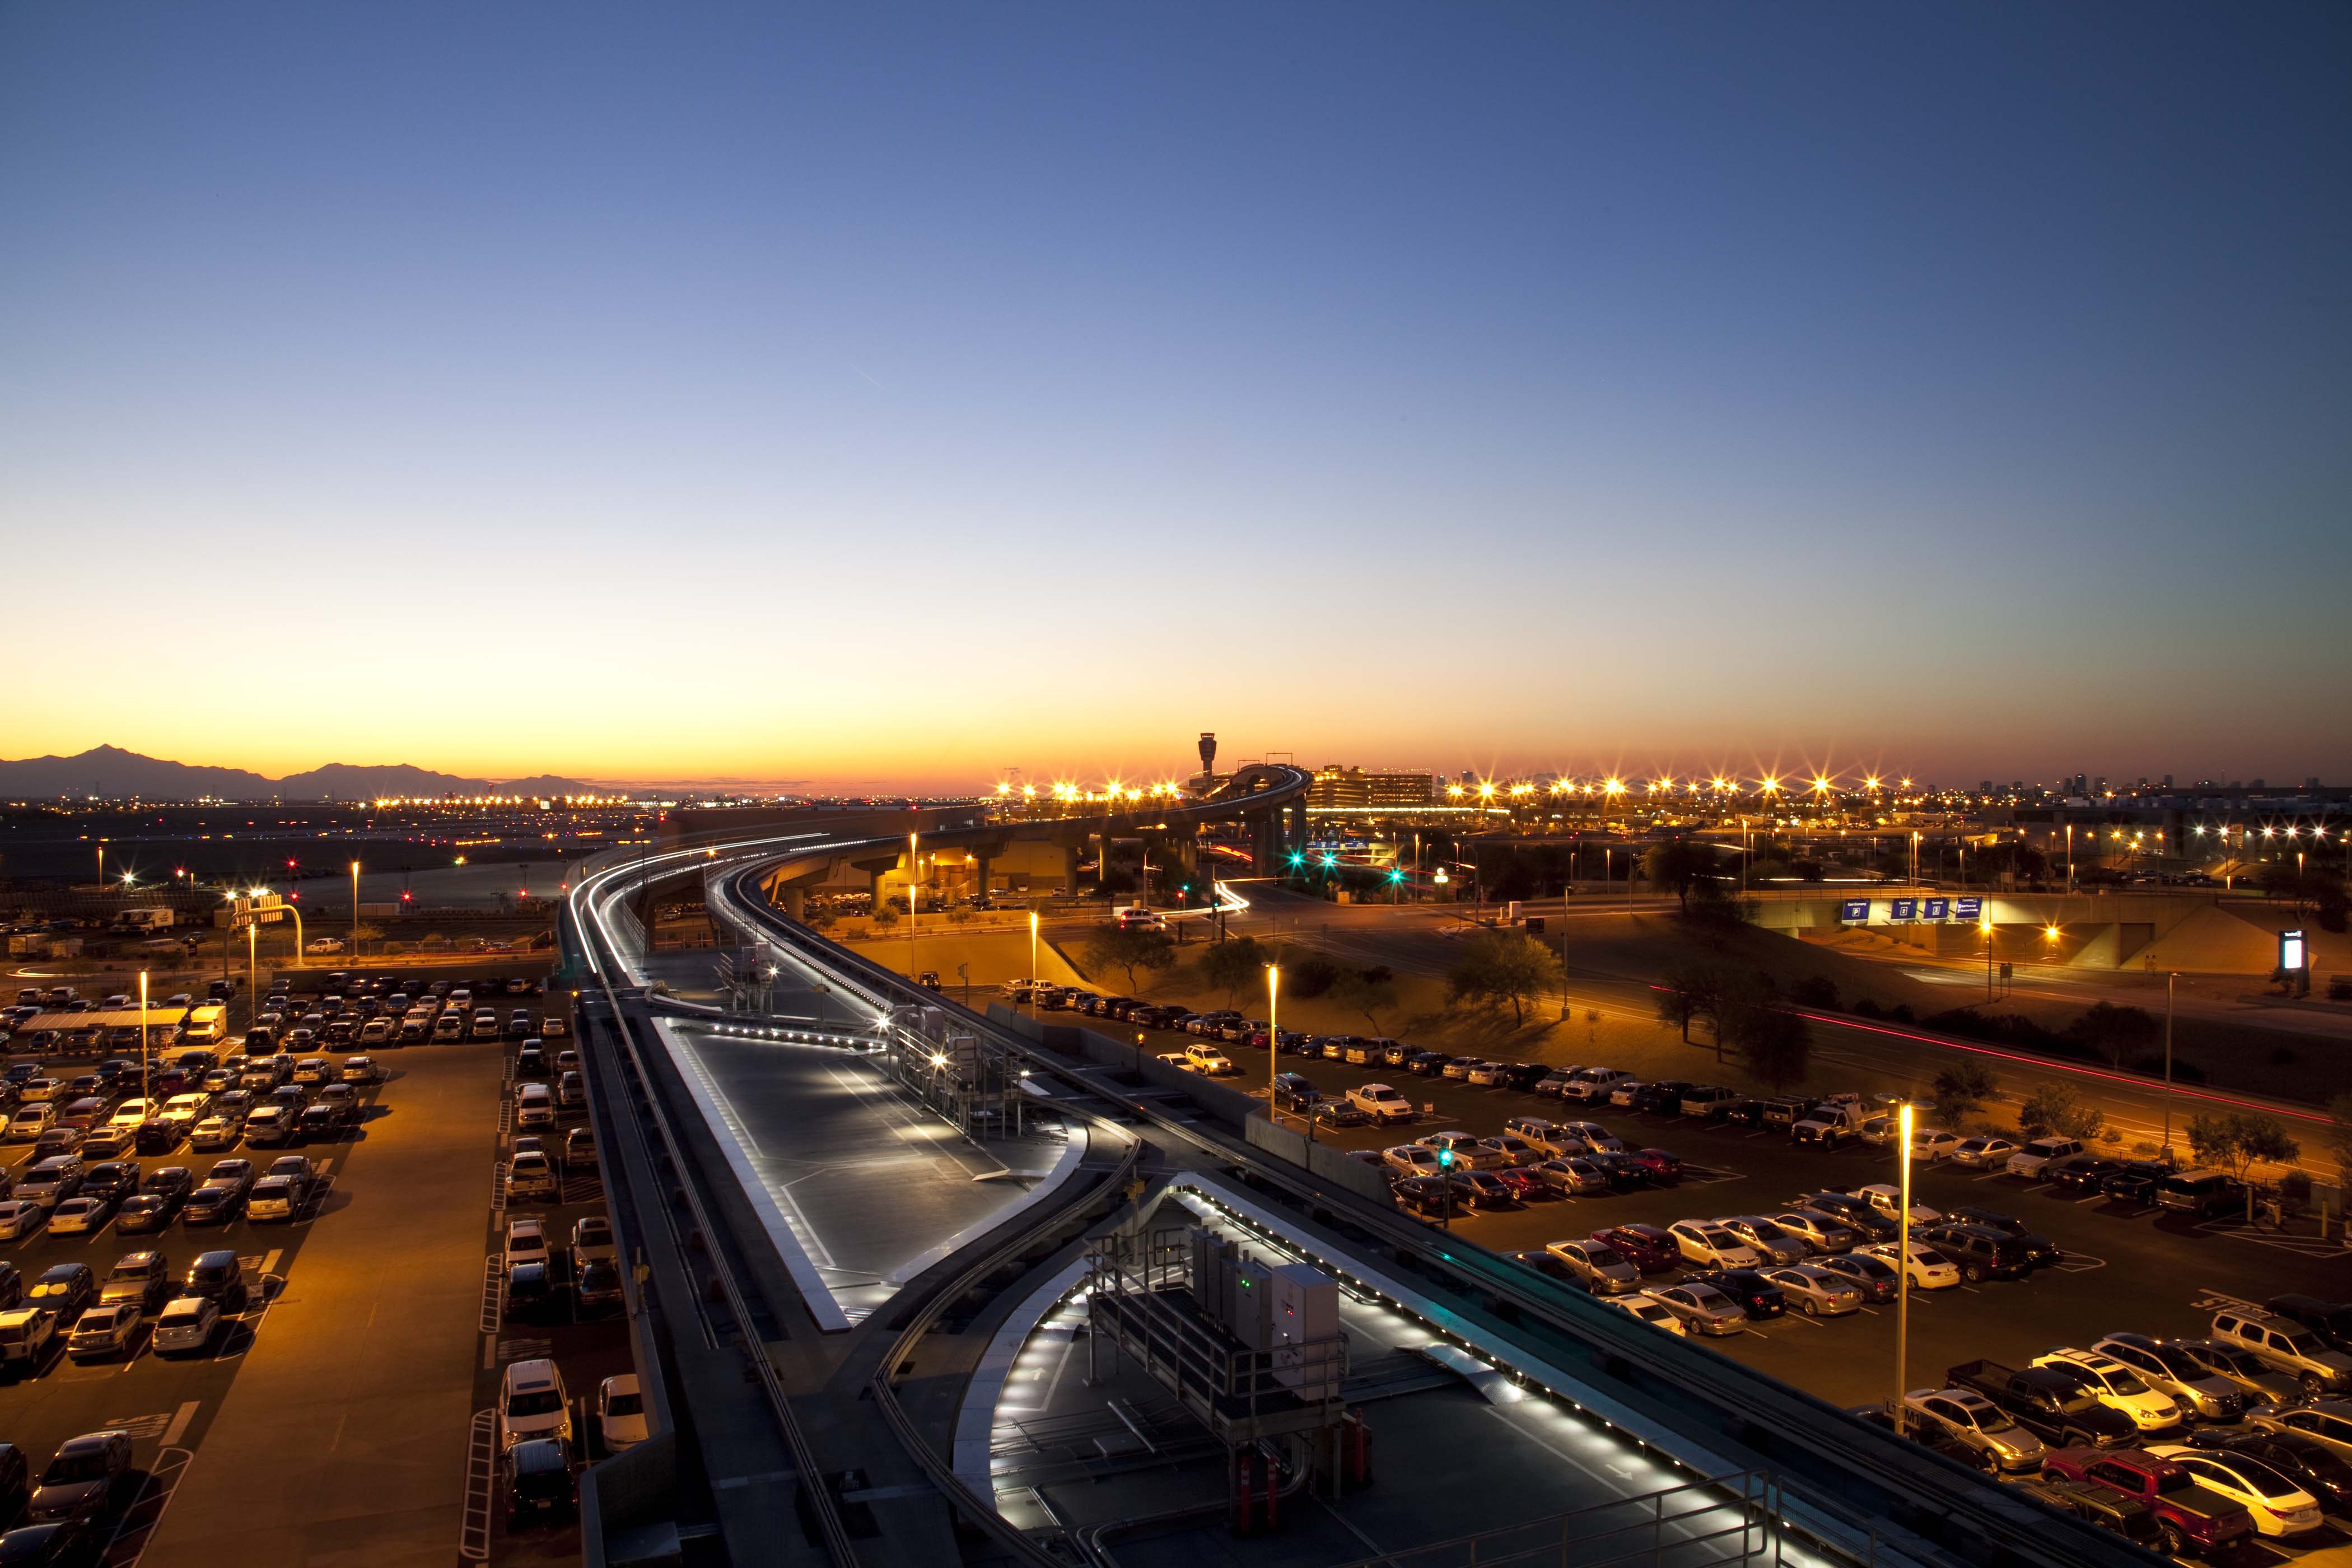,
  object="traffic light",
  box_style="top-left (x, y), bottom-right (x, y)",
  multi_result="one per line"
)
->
top-left (1388, 868), bottom-right (1404, 883)
top-left (1287, 852), bottom-right (1303, 867)
top-left (1436, 1147), bottom-right (1454, 1168)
